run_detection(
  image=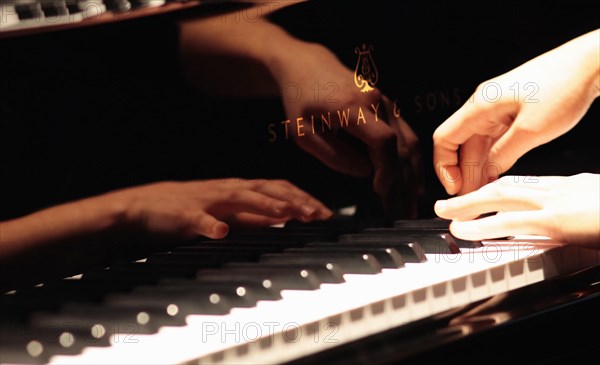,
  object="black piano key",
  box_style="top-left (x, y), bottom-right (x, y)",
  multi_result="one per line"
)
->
top-left (145, 249), bottom-right (262, 266)
top-left (103, 290), bottom-right (233, 316)
top-left (0, 294), bottom-right (64, 325)
top-left (223, 261), bottom-right (344, 284)
top-left (260, 252), bottom-right (383, 275)
top-left (157, 279), bottom-right (268, 306)
top-left (192, 276), bottom-right (282, 301)
top-left (309, 240), bottom-right (428, 263)
top-left (393, 218), bottom-right (451, 230)
top-left (223, 262), bottom-right (346, 284)
top-left (341, 231), bottom-right (461, 255)
top-left (283, 215), bottom-right (361, 234)
top-left (226, 229), bottom-right (342, 243)
top-left (27, 308), bottom-right (161, 346)
top-left (173, 243), bottom-right (294, 255)
top-left (0, 325), bottom-right (100, 364)
top-left (82, 262), bottom-right (199, 283)
top-left (374, 224), bottom-right (484, 249)
top-left (133, 283), bottom-right (258, 308)
top-left (60, 302), bottom-right (188, 329)
top-left (196, 267), bottom-right (322, 292)
top-left (283, 246), bottom-right (406, 269)
top-left (39, 0), bottom-right (68, 17)
top-left (14, 2), bottom-right (44, 20)
top-left (102, 0), bottom-right (132, 12)
top-left (15, 279), bottom-right (128, 306)
top-left (452, 237), bottom-right (485, 249)
top-left (64, 0), bottom-right (82, 14)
